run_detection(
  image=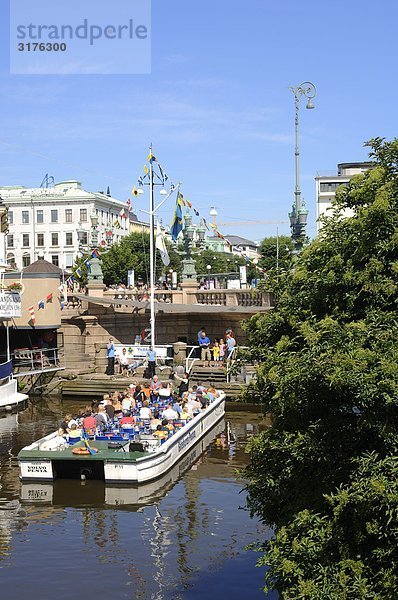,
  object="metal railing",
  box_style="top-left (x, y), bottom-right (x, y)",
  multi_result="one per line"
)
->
top-left (185, 346), bottom-right (200, 374)
top-left (13, 347), bottom-right (65, 376)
